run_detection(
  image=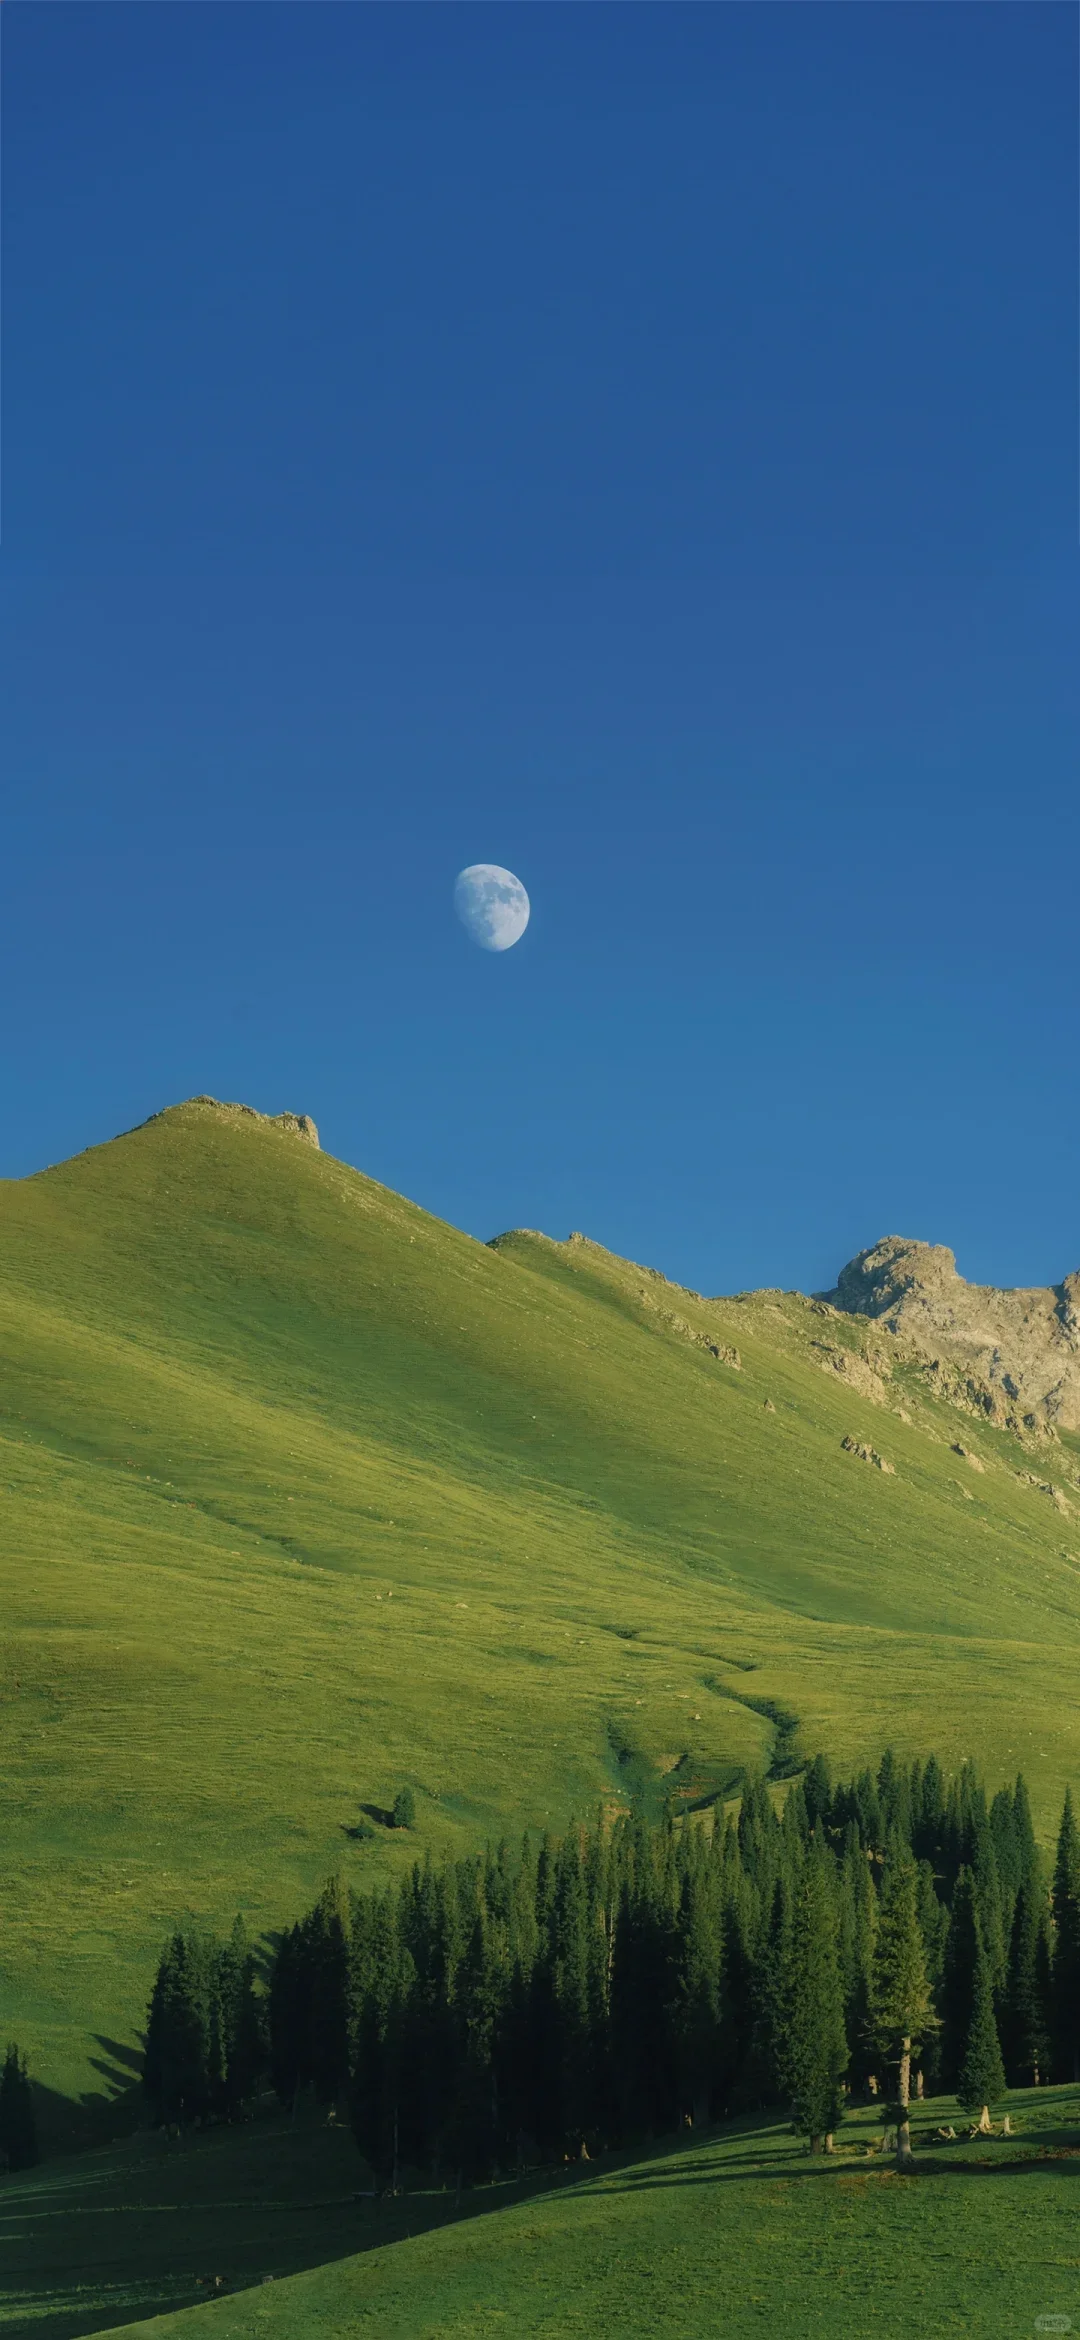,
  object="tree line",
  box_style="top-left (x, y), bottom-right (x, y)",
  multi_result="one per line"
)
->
top-left (137, 1748), bottom-right (1080, 2179)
